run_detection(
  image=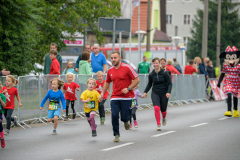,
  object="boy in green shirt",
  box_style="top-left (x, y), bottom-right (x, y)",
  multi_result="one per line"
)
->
top-left (0, 81), bottom-right (6, 148)
top-left (138, 56), bottom-right (150, 74)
